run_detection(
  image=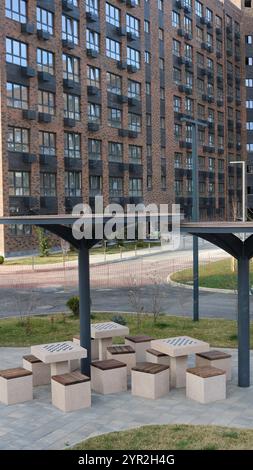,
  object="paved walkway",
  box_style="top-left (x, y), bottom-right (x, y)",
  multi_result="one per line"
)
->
top-left (0, 347), bottom-right (253, 450)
